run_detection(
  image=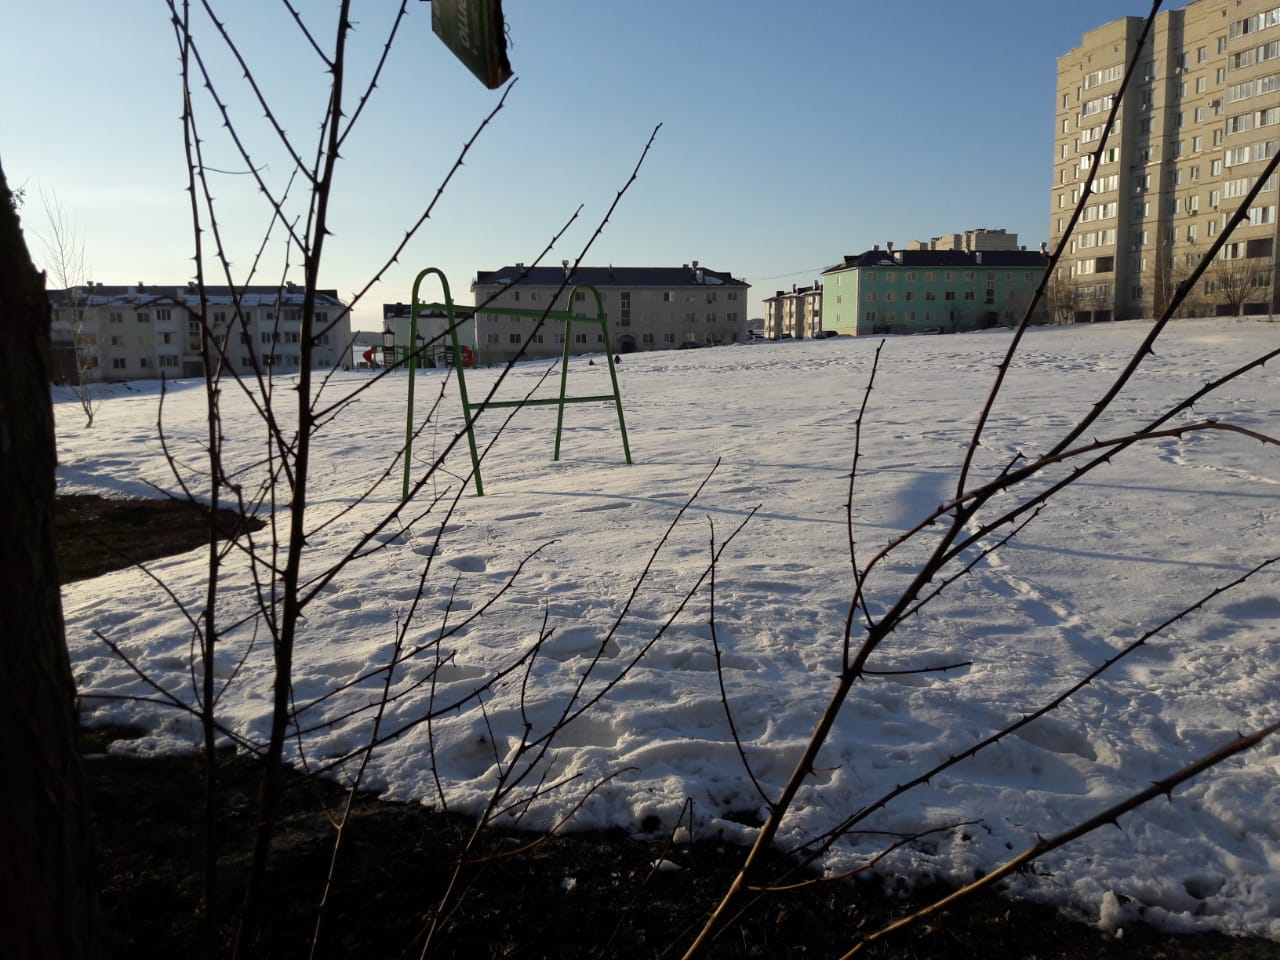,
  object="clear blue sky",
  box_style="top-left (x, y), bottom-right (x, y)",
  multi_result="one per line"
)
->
top-left (2, 1), bottom-right (1159, 329)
